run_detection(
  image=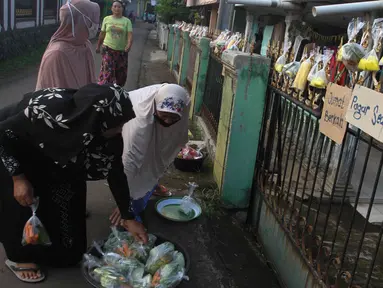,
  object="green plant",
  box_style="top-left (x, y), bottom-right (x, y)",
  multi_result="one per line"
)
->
top-left (155, 0), bottom-right (190, 24)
